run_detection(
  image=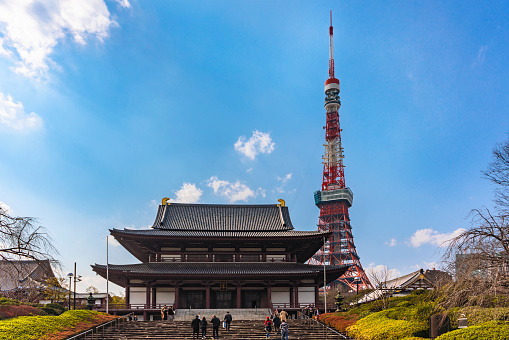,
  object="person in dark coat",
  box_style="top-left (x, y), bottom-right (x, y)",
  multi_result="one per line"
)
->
top-left (168, 306), bottom-right (175, 321)
top-left (272, 314), bottom-right (281, 333)
top-left (224, 311), bottom-right (232, 331)
top-left (201, 316), bottom-right (208, 339)
top-left (211, 314), bottom-right (220, 339)
top-left (191, 315), bottom-right (200, 339)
